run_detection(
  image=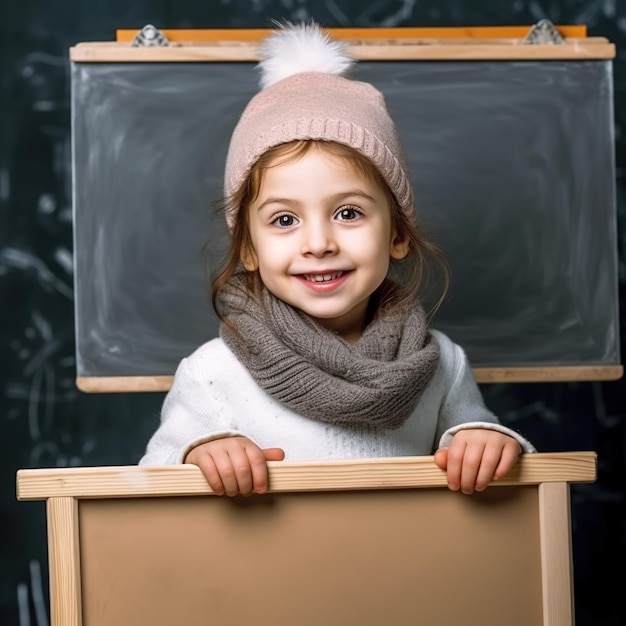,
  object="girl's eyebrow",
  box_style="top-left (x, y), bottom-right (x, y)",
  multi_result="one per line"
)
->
top-left (334, 190), bottom-right (376, 203)
top-left (255, 190), bottom-right (376, 212)
top-left (255, 197), bottom-right (298, 212)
